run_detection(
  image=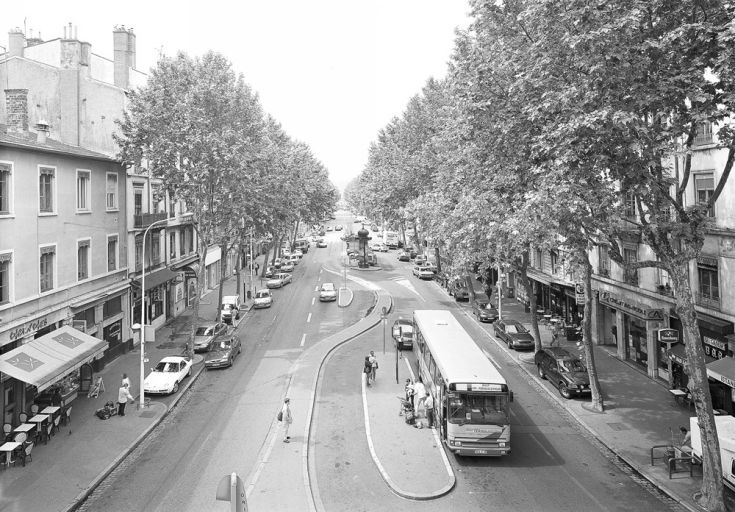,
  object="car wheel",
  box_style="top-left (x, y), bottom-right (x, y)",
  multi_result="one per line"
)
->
top-left (537, 364), bottom-right (547, 380)
top-left (239, 346), bottom-right (242, 354)
top-left (173, 382), bottom-right (180, 394)
top-left (508, 339), bottom-right (514, 349)
top-left (559, 382), bottom-right (572, 399)
top-left (228, 357), bottom-right (233, 367)
top-left (187, 367), bottom-right (192, 377)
